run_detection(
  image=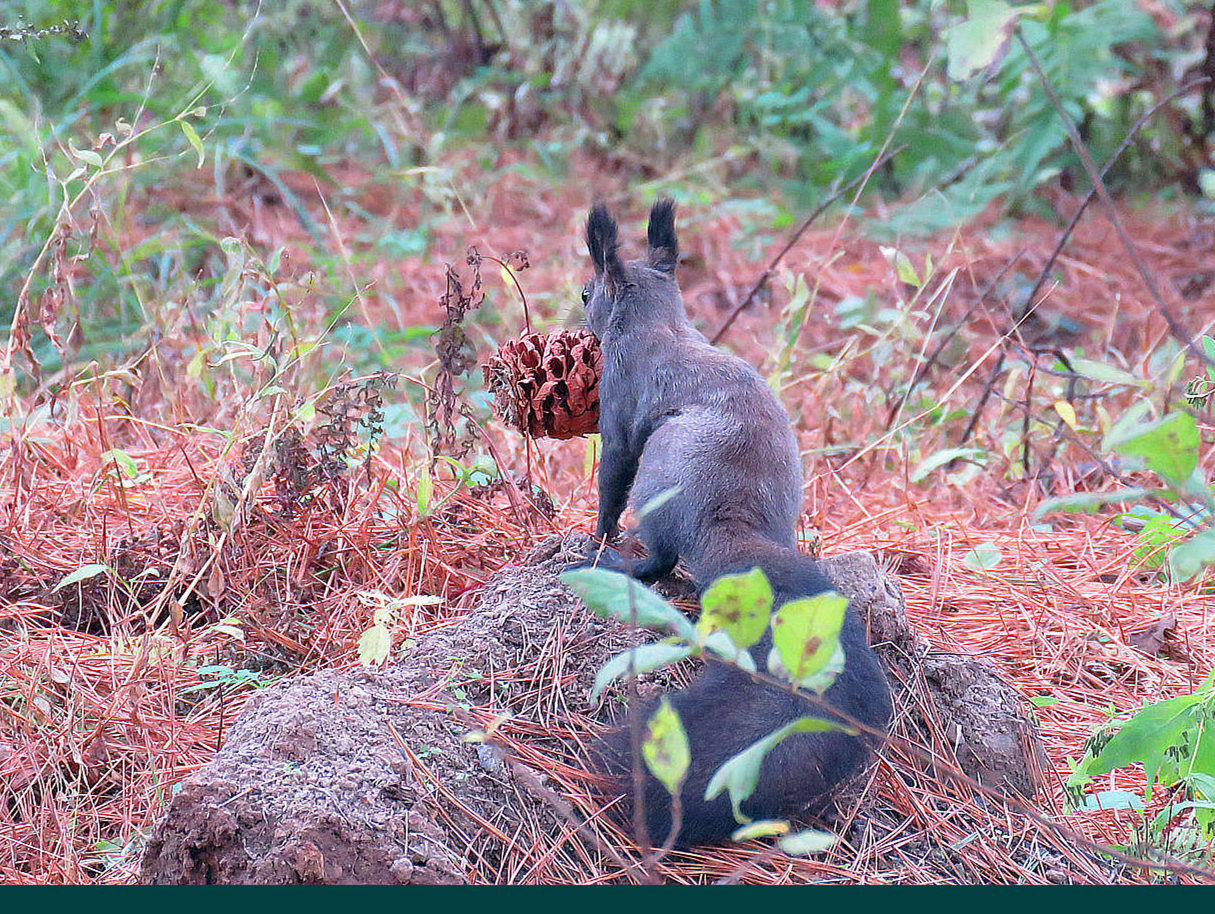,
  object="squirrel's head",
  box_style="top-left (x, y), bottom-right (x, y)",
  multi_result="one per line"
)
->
top-left (582, 198), bottom-right (682, 340)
